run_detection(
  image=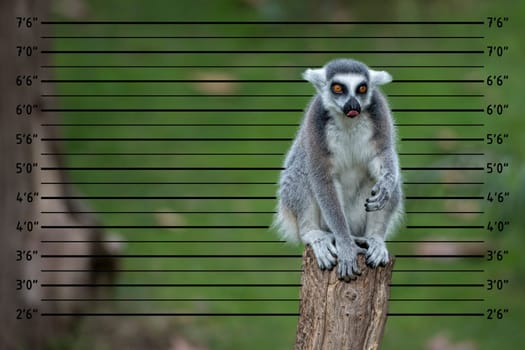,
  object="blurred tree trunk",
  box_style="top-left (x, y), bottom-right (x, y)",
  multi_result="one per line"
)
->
top-left (1, 1), bottom-right (116, 349)
top-left (294, 247), bottom-right (394, 350)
